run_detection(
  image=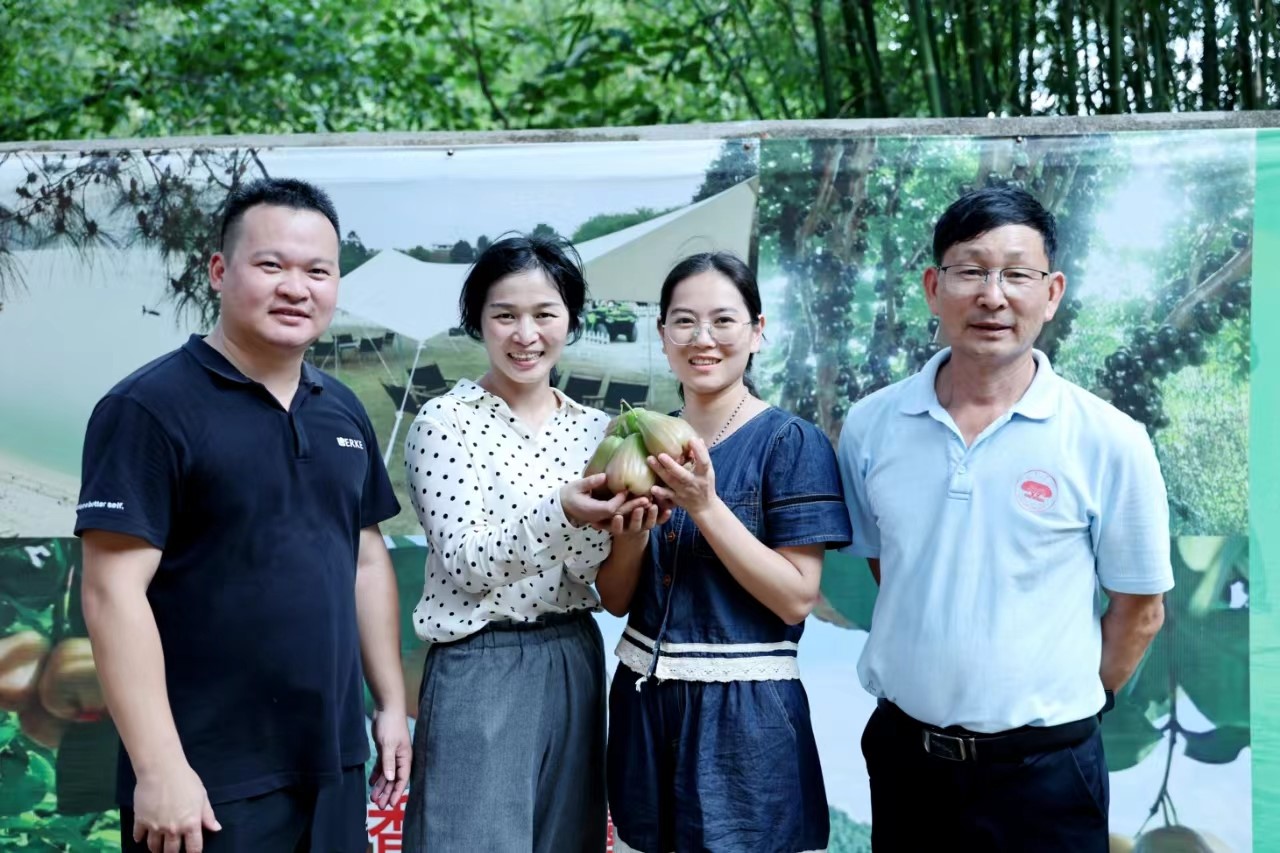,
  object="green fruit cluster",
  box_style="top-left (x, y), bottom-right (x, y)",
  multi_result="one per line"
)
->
top-left (584, 405), bottom-right (697, 497)
top-left (1094, 277), bottom-right (1249, 436)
